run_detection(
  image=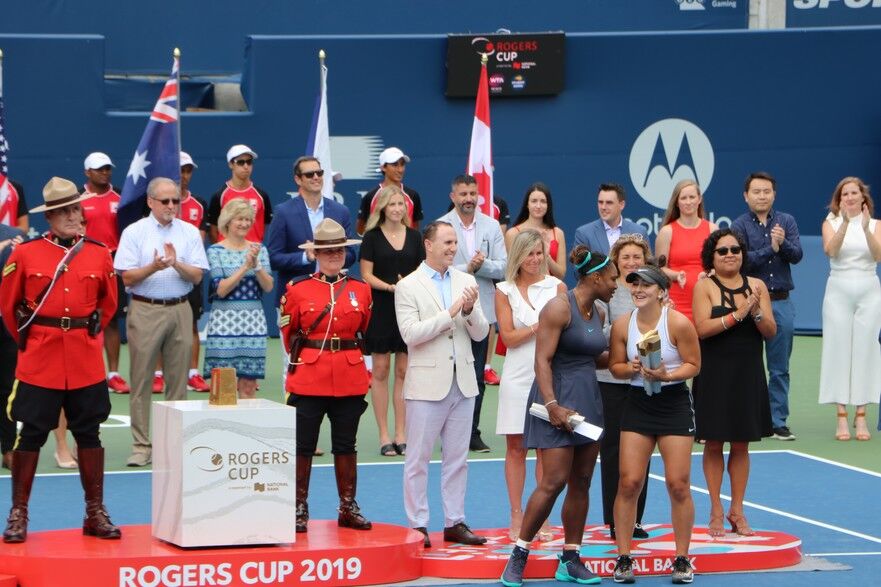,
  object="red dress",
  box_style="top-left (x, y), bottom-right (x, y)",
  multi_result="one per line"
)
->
top-left (666, 219), bottom-right (711, 322)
